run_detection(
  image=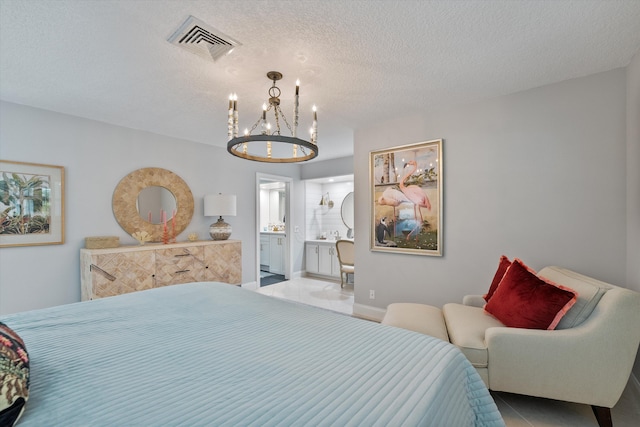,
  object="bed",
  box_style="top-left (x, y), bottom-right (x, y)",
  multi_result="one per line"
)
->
top-left (1, 282), bottom-right (505, 426)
